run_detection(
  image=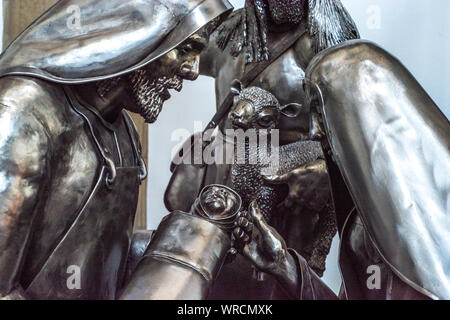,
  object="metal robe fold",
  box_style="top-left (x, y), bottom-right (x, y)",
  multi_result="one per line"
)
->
top-left (306, 40), bottom-right (450, 299)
